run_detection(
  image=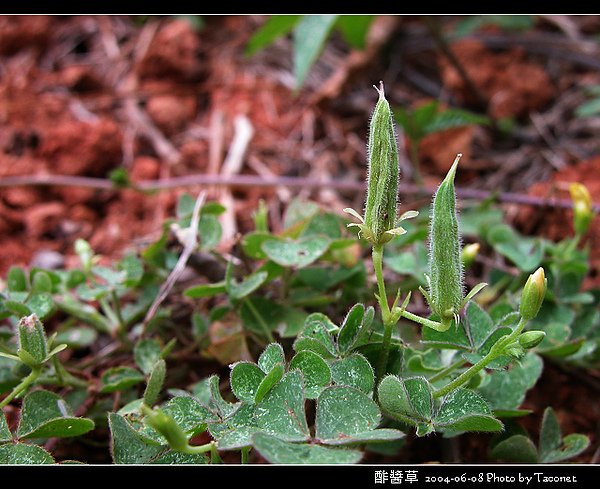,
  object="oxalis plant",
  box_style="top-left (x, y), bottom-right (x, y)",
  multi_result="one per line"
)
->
top-left (0, 83), bottom-right (592, 465)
